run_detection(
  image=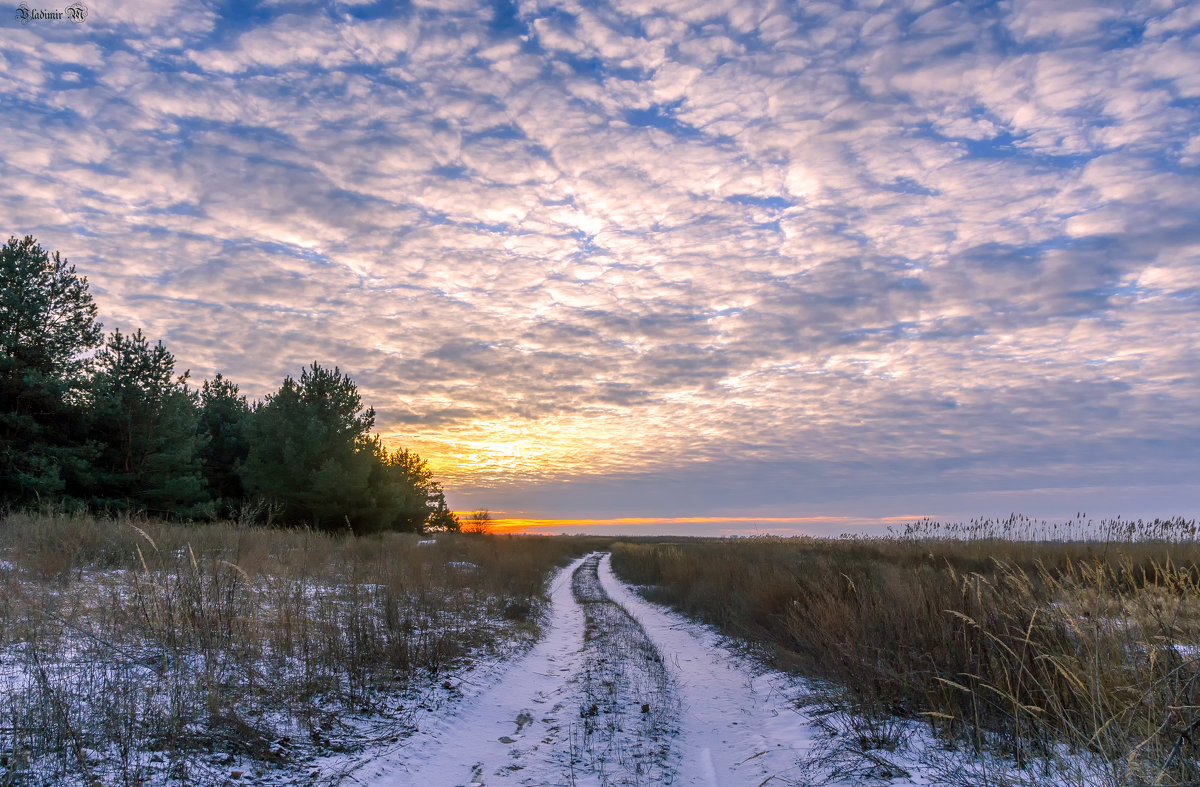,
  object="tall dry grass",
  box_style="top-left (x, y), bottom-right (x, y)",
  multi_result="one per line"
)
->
top-left (0, 511), bottom-right (600, 785)
top-left (610, 518), bottom-right (1200, 785)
